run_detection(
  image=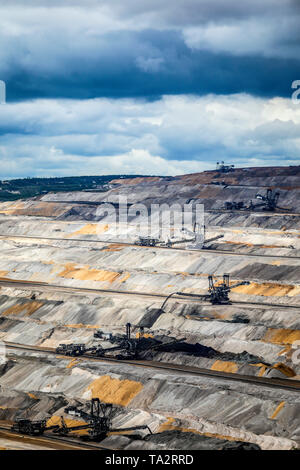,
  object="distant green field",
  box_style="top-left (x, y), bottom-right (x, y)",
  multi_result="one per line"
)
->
top-left (0, 175), bottom-right (146, 202)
